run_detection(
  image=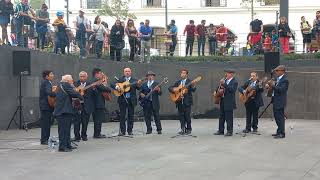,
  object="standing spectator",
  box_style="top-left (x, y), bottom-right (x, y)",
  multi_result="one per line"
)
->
top-left (52, 11), bottom-right (68, 54)
top-left (300, 16), bottom-right (312, 53)
top-left (92, 16), bottom-right (106, 59)
top-left (139, 19), bottom-right (152, 63)
top-left (196, 20), bottom-right (207, 56)
top-left (0, 0), bottom-right (13, 45)
top-left (110, 19), bottom-right (124, 61)
top-left (216, 23), bottom-right (228, 55)
top-left (208, 23), bottom-right (217, 56)
top-left (14, 0), bottom-right (36, 47)
top-left (35, 3), bottom-right (49, 50)
top-left (183, 20), bottom-right (196, 56)
top-left (167, 19), bottom-right (178, 56)
top-left (271, 29), bottom-right (279, 52)
top-left (74, 9), bottom-right (90, 58)
top-left (278, 16), bottom-right (292, 54)
top-left (101, 21), bottom-right (110, 55)
top-left (137, 21), bottom-right (144, 55)
top-left (313, 11), bottom-right (320, 51)
top-left (125, 19), bottom-right (138, 62)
